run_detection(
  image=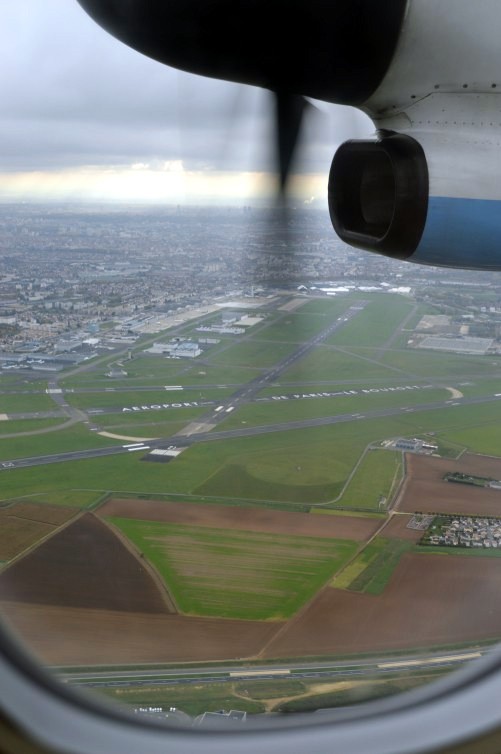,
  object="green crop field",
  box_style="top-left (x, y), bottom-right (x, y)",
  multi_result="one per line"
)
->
top-left (332, 538), bottom-right (412, 594)
top-left (416, 545), bottom-right (501, 558)
top-left (109, 518), bottom-right (358, 620)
